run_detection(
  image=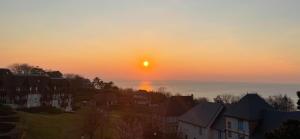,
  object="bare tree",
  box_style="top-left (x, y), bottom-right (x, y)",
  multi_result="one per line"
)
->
top-left (115, 116), bottom-right (144, 139)
top-left (265, 120), bottom-right (300, 139)
top-left (267, 94), bottom-right (296, 112)
top-left (213, 94), bottom-right (240, 104)
top-left (92, 77), bottom-right (104, 90)
top-left (81, 103), bottom-right (107, 139)
top-left (8, 63), bottom-right (47, 75)
top-left (195, 97), bottom-right (209, 103)
top-left (297, 91), bottom-right (300, 110)
top-left (8, 63), bottom-right (34, 75)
